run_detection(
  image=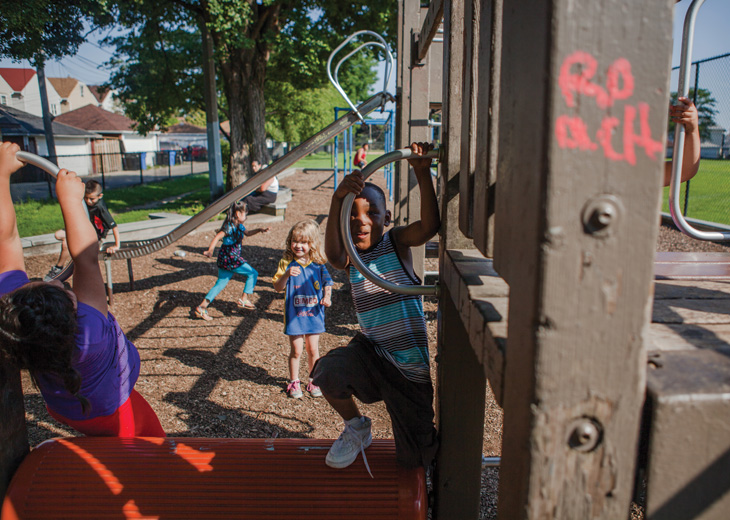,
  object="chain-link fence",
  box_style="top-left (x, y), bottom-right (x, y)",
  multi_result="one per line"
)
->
top-left (667, 52), bottom-right (730, 226)
top-left (11, 151), bottom-right (209, 201)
